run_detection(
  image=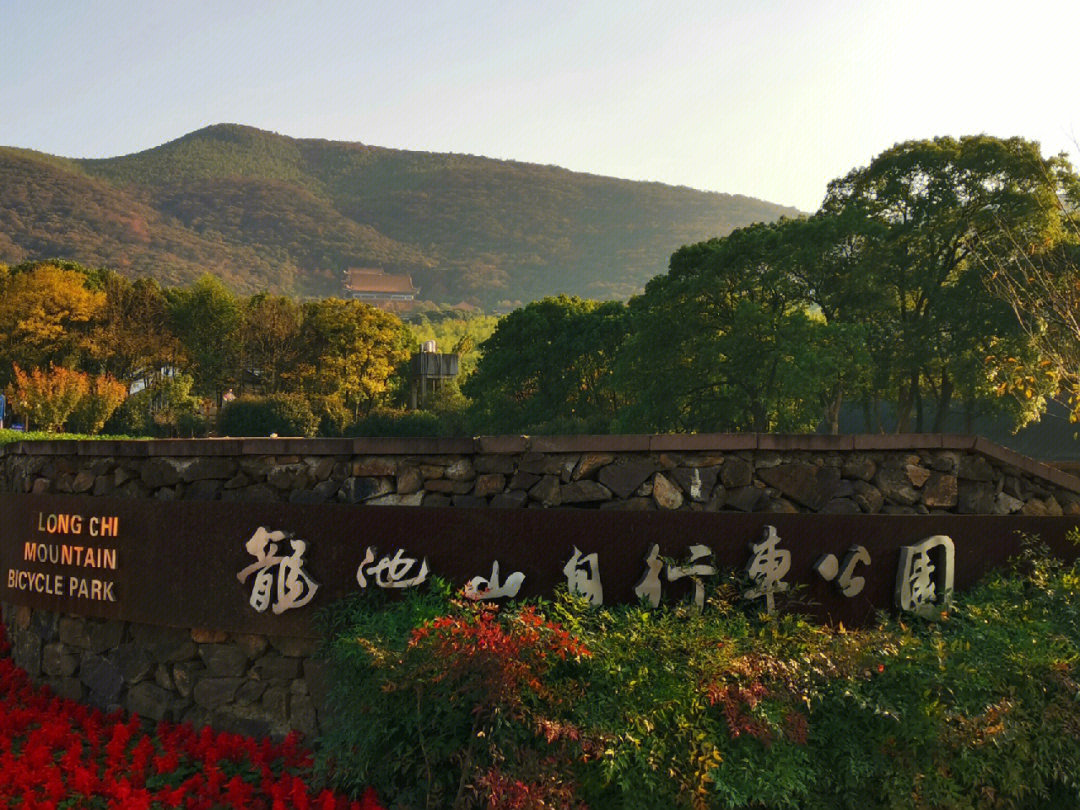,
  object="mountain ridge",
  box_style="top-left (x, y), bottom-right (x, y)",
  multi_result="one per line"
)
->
top-left (0, 124), bottom-right (802, 304)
